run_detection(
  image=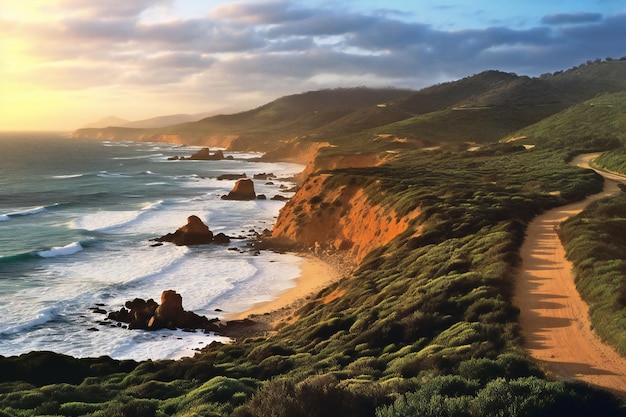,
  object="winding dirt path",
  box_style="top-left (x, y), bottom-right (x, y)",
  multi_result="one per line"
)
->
top-left (514, 153), bottom-right (626, 399)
